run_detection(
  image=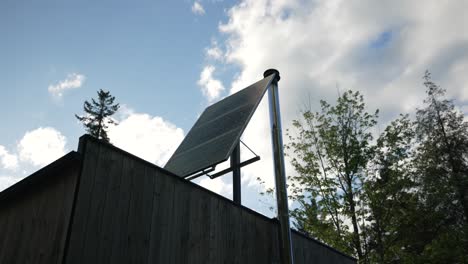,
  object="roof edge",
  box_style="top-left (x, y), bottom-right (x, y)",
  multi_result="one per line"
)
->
top-left (78, 134), bottom-right (180, 178)
top-left (0, 151), bottom-right (81, 204)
